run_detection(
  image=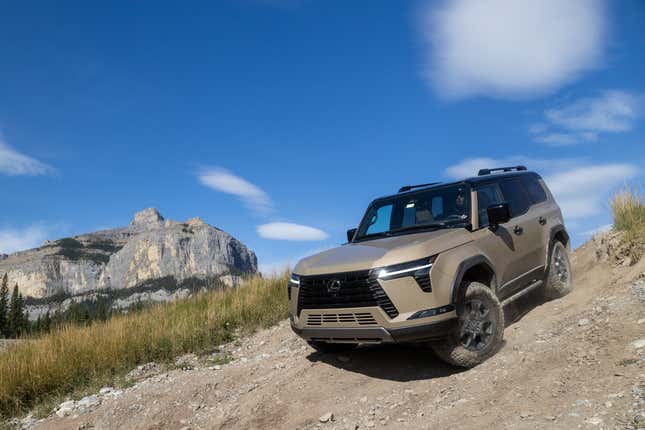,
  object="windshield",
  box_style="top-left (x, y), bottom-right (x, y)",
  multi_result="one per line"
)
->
top-left (354, 183), bottom-right (471, 241)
